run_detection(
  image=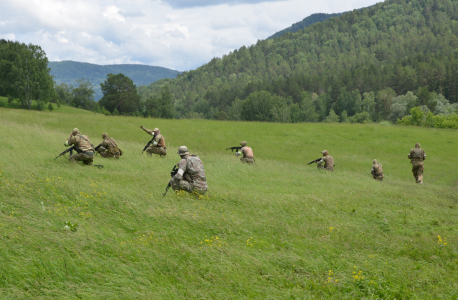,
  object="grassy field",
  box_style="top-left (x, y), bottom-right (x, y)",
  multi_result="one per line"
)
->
top-left (0, 104), bottom-right (457, 299)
